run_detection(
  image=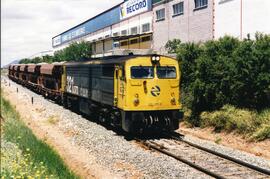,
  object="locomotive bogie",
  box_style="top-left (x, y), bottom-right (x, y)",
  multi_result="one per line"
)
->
top-left (121, 110), bottom-right (182, 133)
